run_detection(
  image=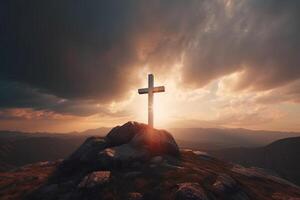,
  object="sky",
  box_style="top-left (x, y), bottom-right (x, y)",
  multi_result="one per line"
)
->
top-left (1, 0), bottom-right (300, 132)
